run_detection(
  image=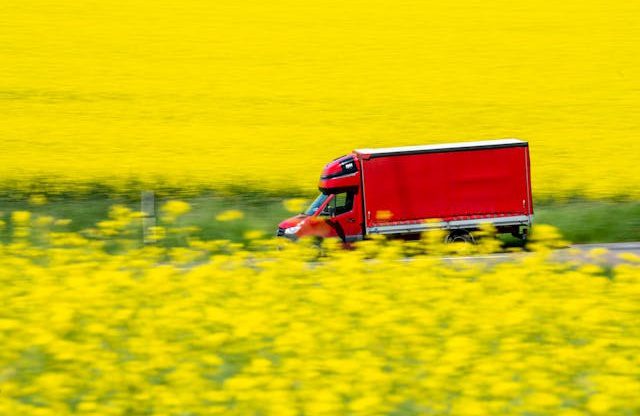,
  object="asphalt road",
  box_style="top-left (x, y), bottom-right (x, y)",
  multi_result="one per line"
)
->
top-left (443, 242), bottom-right (640, 265)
